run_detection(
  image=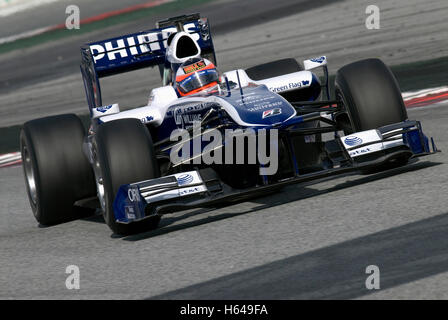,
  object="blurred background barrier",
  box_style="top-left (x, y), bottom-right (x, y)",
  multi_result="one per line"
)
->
top-left (0, 0), bottom-right (61, 16)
